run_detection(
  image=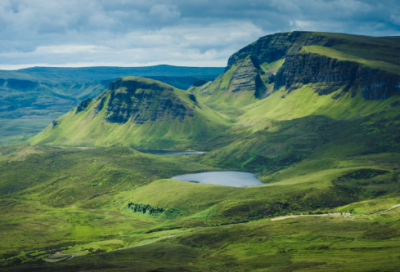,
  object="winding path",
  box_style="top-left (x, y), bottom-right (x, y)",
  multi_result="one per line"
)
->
top-left (366, 204), bottom-right (400, 215)
top-left (122, 235), bottom-right (176, 250)
top-left (271, 213), bottom-right (351, 221)
top-left (271, 204), bottom-right (400, 221)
